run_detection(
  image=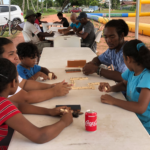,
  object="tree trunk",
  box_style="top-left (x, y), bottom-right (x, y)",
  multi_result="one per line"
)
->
top-left (1, 0), bottom-right (3, 5)
top-left (27, 0), bottom-right (29, 10)
top-left (22, 0), bottom-right (25, 13)
top-left (46, 2), bottom-right (47, 11)
top-left (37, 0), bottom-right (38, 11)
top-left (31, 0), bottom-right (36, 12)
top-left (62, 0), bottom-right (70, 12)
top-left (41, 0), bottom-right (43, 13)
